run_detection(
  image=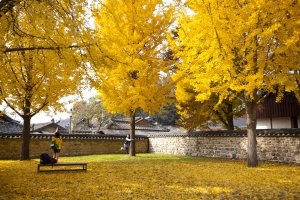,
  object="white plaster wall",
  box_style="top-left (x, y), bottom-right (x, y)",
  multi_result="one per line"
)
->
top-left (257, 118), bottom-right (271, 129)
top-left (272, 117), bottom-right (291, 129)
top-left (257, 117), bottom-right (292, 129)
